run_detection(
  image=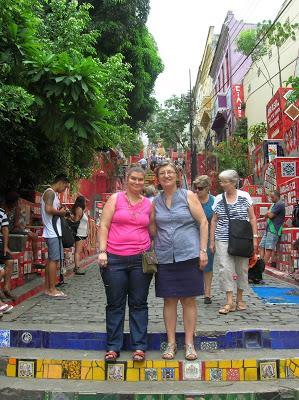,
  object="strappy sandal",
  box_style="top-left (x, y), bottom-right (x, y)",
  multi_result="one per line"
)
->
top-left (132, 350), bottom-right (145, 361)
top-left (104, 351), bottom-right (119, 361)
top-left (236, 301), bottom-right (247, 311)
top-left (162, 343), bottom-right (177, 360)
top-left (219, 303), bottom-right (236, 315)
top-left (185, 344), bottom-right (197, 361)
